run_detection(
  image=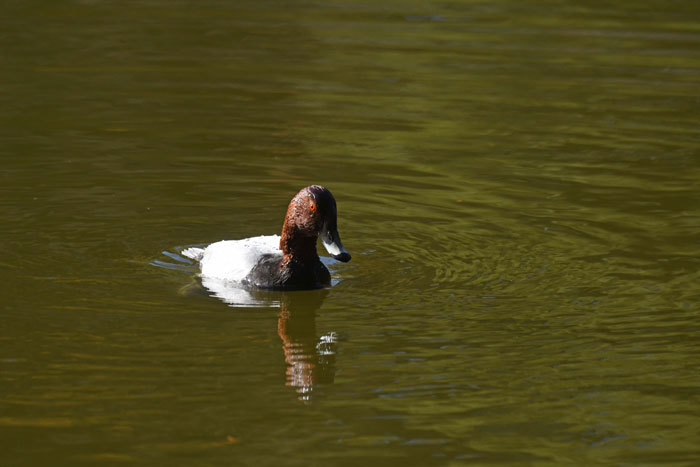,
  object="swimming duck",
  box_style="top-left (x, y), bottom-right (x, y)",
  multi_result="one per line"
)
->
top-left (182, 185), bottom-right (351, 290)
